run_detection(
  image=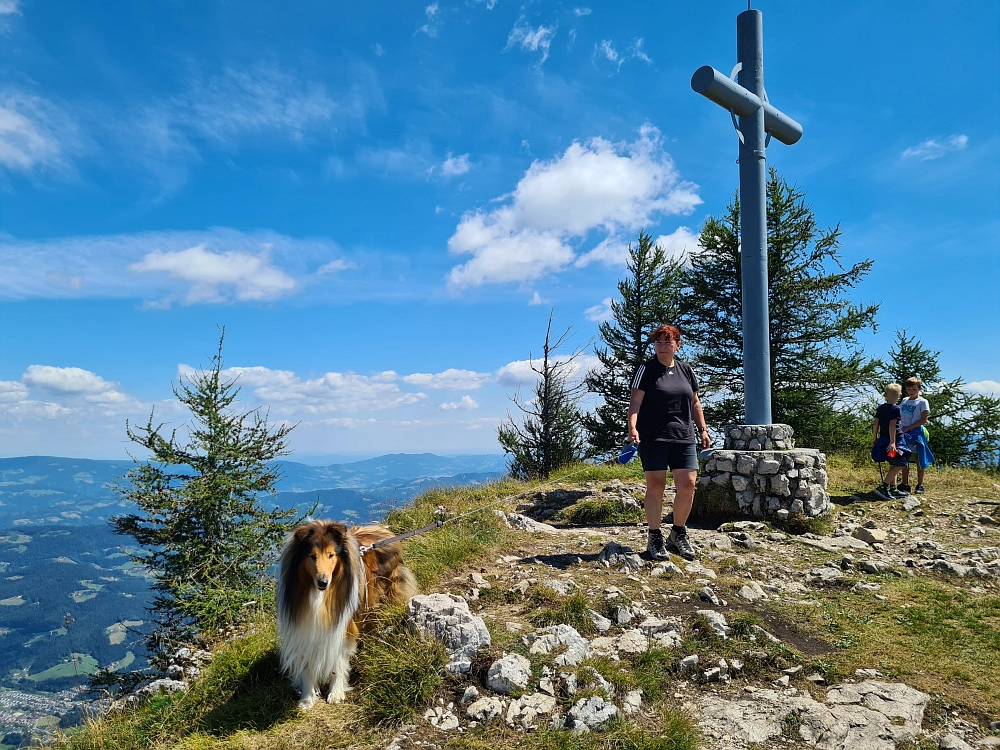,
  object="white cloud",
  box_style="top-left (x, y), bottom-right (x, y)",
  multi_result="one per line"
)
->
top-left (0, 91), bottom-right (78, 174)
top-left (207, 365), bottom-right (425, 414)
top-left (440, 152), bottom-right (471, 177)
top-left (358, 145), bottom-right (433, 178)
top-left (170, 65), bottom-right (356, 146)
top-left (596, 40), bottom-right (621, 70)
top-left (401, 368), bottom-right (492, 390)
top-left (631, 38), bottom-right (652, 64)
top-left (527, 291), bottom-right (546, 306)
top-left (505, 18), bottom-right (556, 65)
top-left (22, 365), bottom-right (117, 395)
top-left (16, 365), bottom-right (137, 408)
top-left (496, 354), bottom-right (599, 387)
top-left (575, 235), bottom-right (627, 267)
top-left (439, 395), bottom-right (479, 411)
top-left (576, 225), bottom-right (697, 268)
top-left (574, 7), bottom-right (592, 16)
top-left (0, 228), bottom-right (346, 302)
top-left (966, 380), bottom-right (1000, 396)
top-left (0, 380), bottom-right (28, 402)
top-left (448, 124), bottom-right (700, 288)
top-left (130, 243), bottom-right (297, 304)
top-left (123, 63), bottom-right (375, 193)
top-left (902, 135), bottom-right (968, 161)
top-left (316, 259), bottom-right (355, 275)
top-left (584, 297), bottom-right (614, 322)
top-left (654, 226), bottom-right (698, 261)
top-left (594, 38), bottom-right (652, 72)
top-left (417, 3), bottom-right (440, 36)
